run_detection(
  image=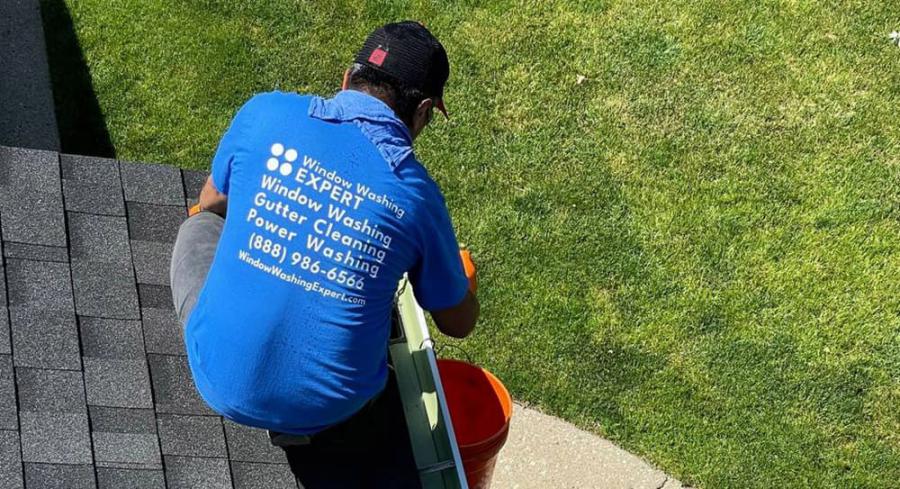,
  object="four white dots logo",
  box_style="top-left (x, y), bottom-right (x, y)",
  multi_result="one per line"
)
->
top-left (267, 143), bottom-right (298, 176)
